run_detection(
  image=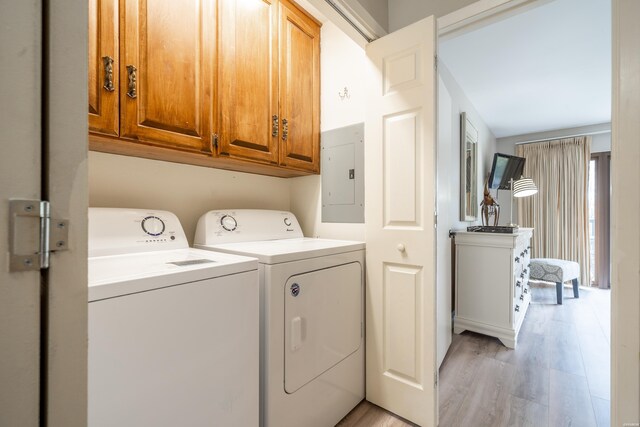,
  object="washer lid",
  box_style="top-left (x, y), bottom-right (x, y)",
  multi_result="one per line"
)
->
top-left (195, 238), bottom-right (365, 264)
top-left (88, 248), bottom-right (257, 301)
